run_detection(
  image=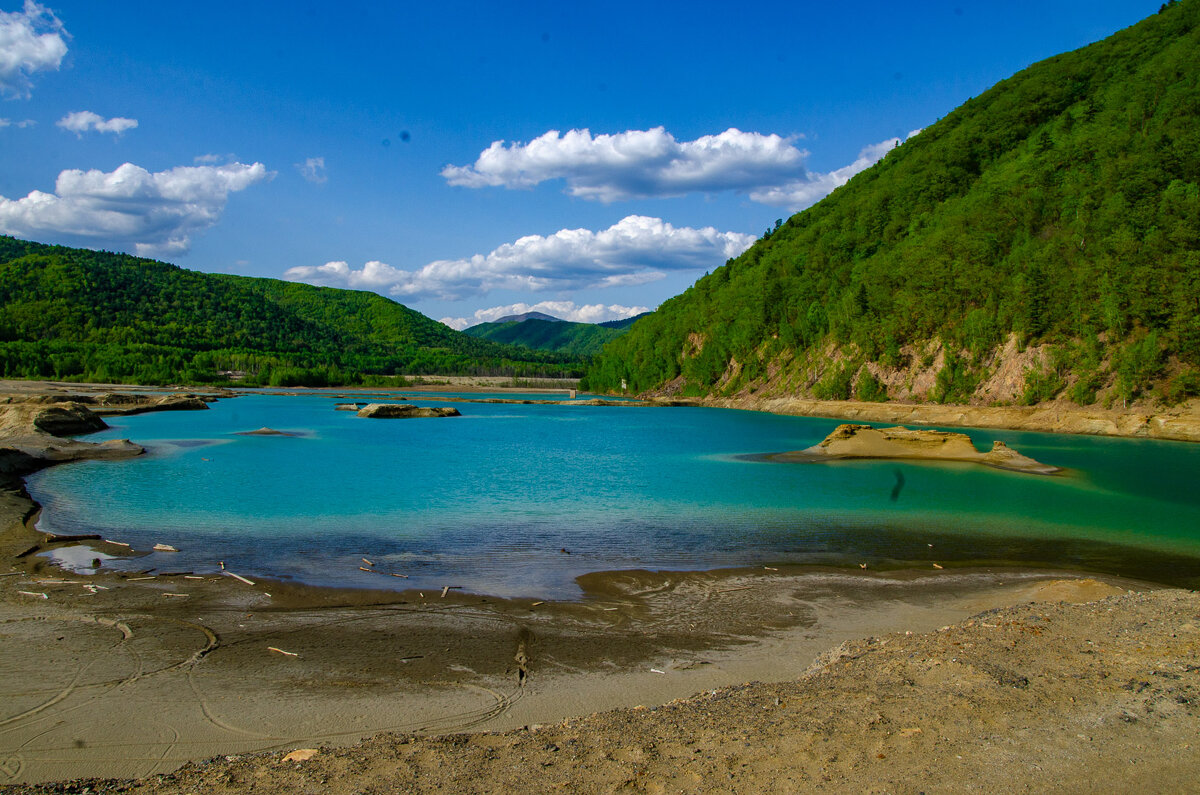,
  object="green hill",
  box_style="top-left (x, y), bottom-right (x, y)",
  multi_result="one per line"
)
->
top-left (464, 315), bottom-right (646, 357)
top-left (0, 237), bottom-right (582, 386)
top-left (586, 1), bottom-right (1200, 408)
